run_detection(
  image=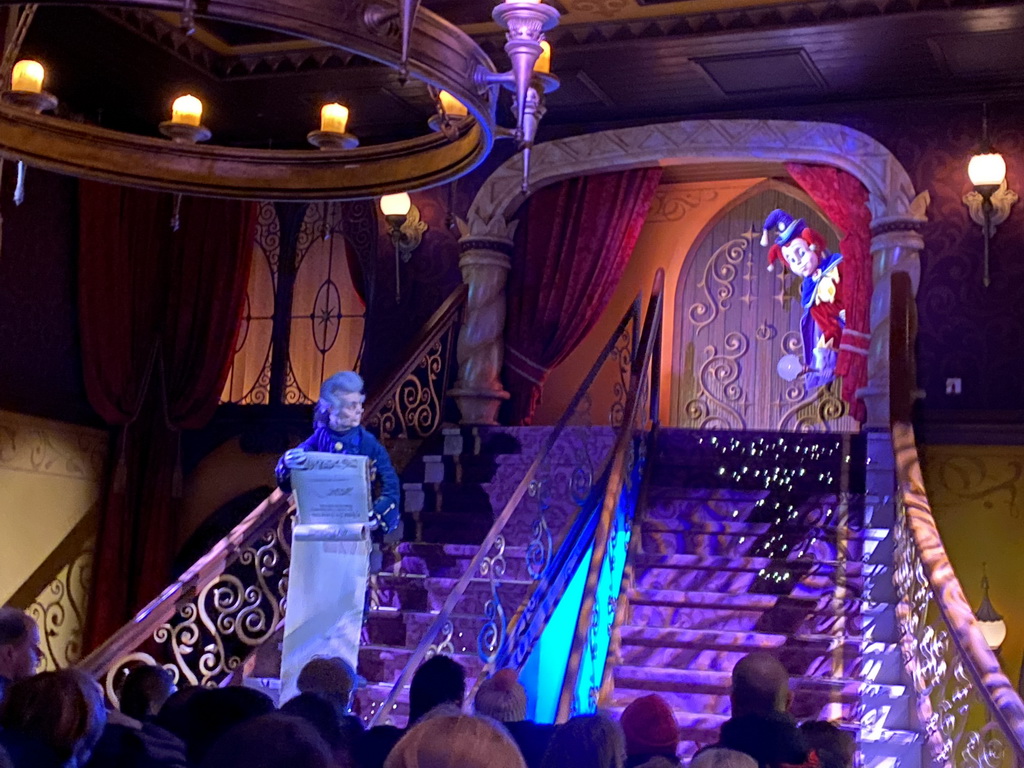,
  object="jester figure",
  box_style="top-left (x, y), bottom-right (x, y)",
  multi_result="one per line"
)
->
top-left (761, 209), bottom-right (845, 389)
